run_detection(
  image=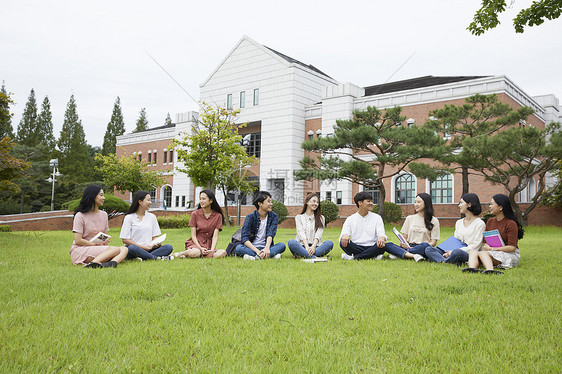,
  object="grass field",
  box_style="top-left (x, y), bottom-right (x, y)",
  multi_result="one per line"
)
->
top-left (0, 225), bottom-right (560, 373)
